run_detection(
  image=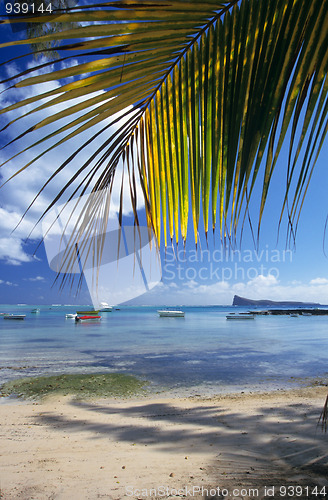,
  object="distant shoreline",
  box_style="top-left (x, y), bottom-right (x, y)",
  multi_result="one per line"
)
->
top-left (233, 294), bottom-right (322, 307)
